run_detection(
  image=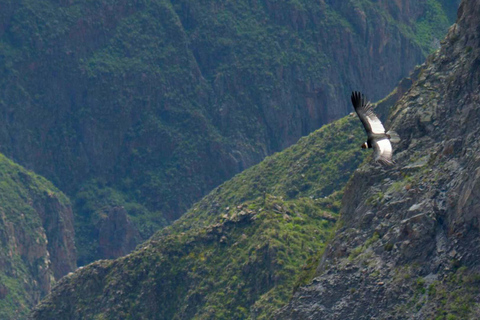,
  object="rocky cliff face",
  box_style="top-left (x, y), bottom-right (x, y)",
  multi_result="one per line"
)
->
top-left (278, 0), bottom-right (480, 318)
top-left (0, 154), bottom-right (75, 319)
top-left (0, 0), bottom-right (458, 264)
top-left (30, 0), bottom-right (479, 313)
top-left (97, 207), bottom-right (140, 260)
